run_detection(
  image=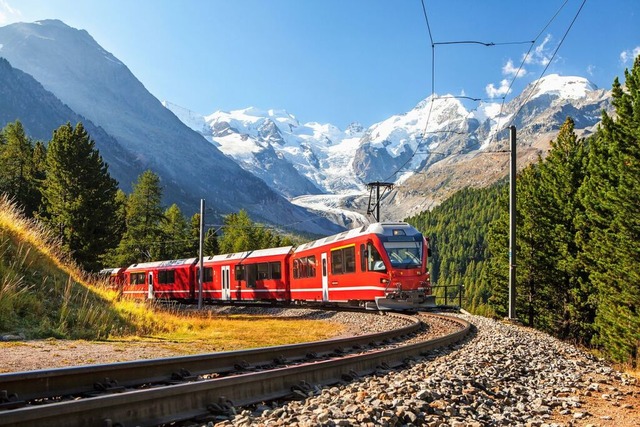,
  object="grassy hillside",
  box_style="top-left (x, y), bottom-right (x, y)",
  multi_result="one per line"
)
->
top-left (0, 195), bottom-right (166, 338)
top-left (0, 195), bottom-right (339, 345)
